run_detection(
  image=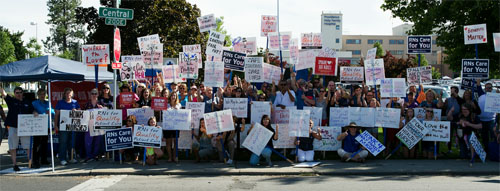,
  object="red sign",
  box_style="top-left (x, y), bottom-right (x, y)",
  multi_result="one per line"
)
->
top-left (314, 57), bottom-right (337, 76)
top-left (50, 81), bottom-right (105, 108)
top-left (112, 62), bottom-right (122, 69)
top-left (114, 28), bottom-right (121, 62)
top-left (119, 92), bottom-right (134, 105)
top-left (151, 97), bottom-right (168, 110)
